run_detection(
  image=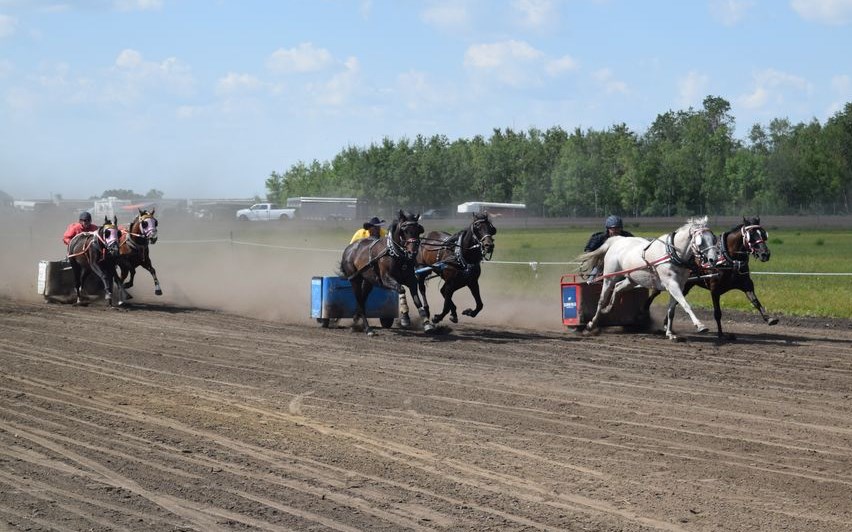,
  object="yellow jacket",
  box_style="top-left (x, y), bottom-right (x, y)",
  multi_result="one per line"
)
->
top-left (350, 228), bottom-right (387, 244)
